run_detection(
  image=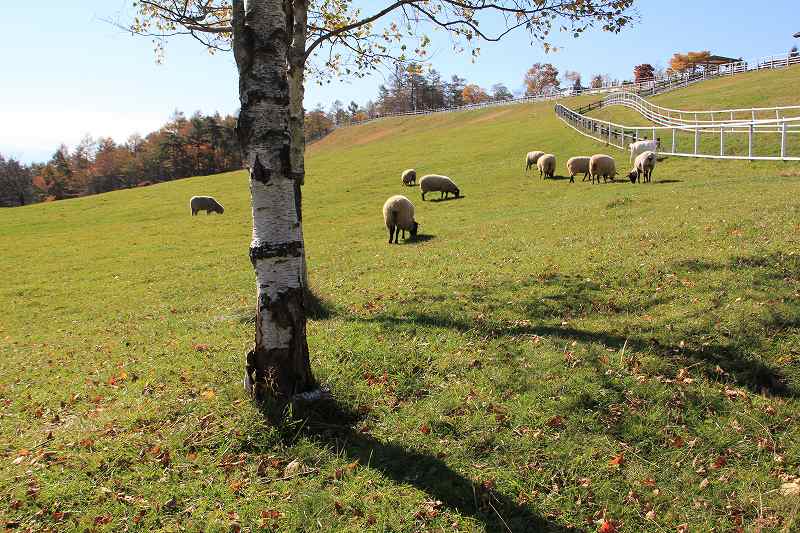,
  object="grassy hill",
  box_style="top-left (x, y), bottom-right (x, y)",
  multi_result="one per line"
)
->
top-left (2, 72), bottom-right (800, 531)
top-left (588, 64), bottom-right (800, 126)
